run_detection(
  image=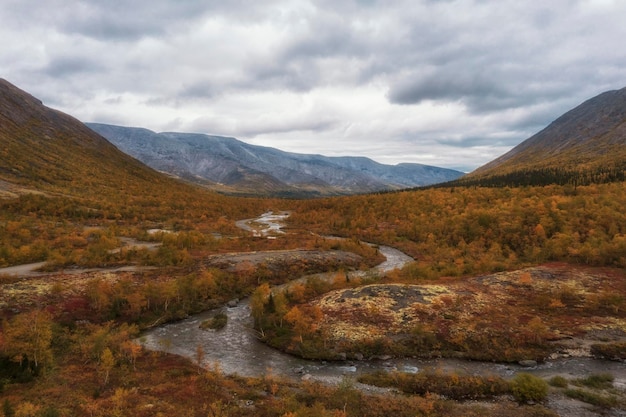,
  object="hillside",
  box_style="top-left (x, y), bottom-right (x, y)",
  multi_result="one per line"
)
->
top-left (87, 123), bottom-right (463, 197)
top-left (0, 78), bottom-right (269, 268)
top-left (0, 79), bottom-right (265, 215)
top-left (0, 78), bottom-right (186, 201)
top-left (461, 86), bottom-right (626, 186)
